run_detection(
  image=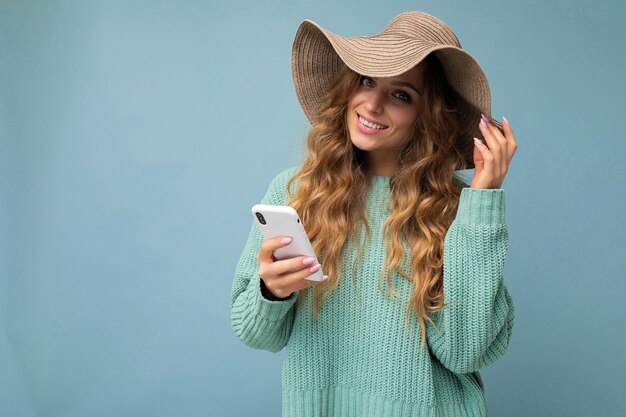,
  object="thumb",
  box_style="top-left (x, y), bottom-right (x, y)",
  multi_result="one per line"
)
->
top-left (473, 140), bottom-right (484, 174)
